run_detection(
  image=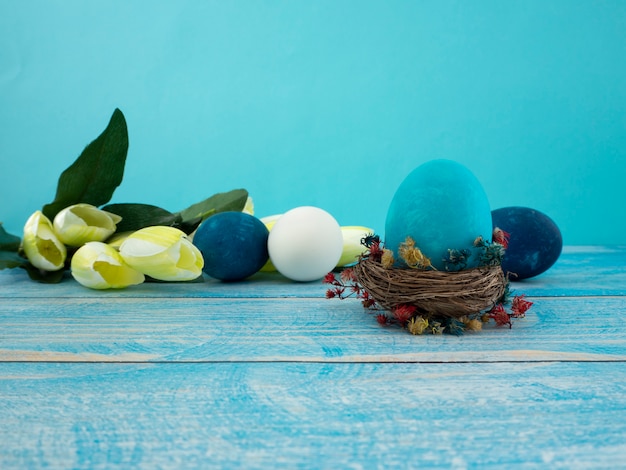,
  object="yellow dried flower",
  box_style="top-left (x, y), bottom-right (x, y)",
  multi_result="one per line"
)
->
top-left (464, 318), bottom-right (483, 332)
top-left (403, 236), bottom-right (415, 248)
top-left (398, 236), bottom-right (435, 270)
top-left (381, 249), bottom-right (395, 268)
top-left (407, 316), bottom-right (428, 335)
